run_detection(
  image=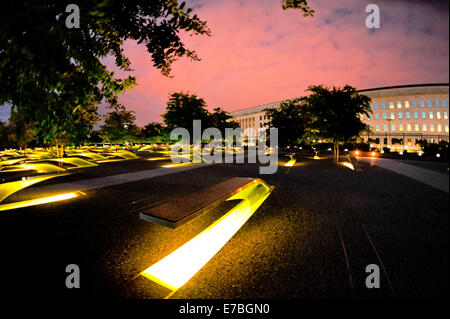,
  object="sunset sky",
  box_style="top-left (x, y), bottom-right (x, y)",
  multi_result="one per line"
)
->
top-left (2, 0), bottom-right (448, 125)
